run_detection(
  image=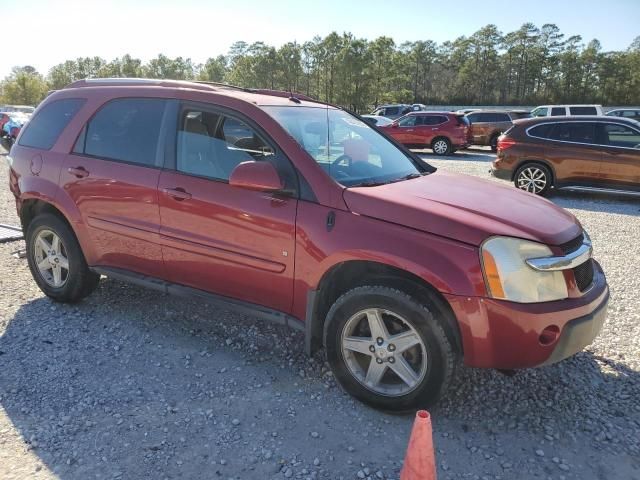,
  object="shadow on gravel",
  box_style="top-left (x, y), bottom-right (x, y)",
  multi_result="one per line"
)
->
top-left (549, 190), bottom-right (640, 216)
top-left (1, 278), bottom-right (639, 478)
